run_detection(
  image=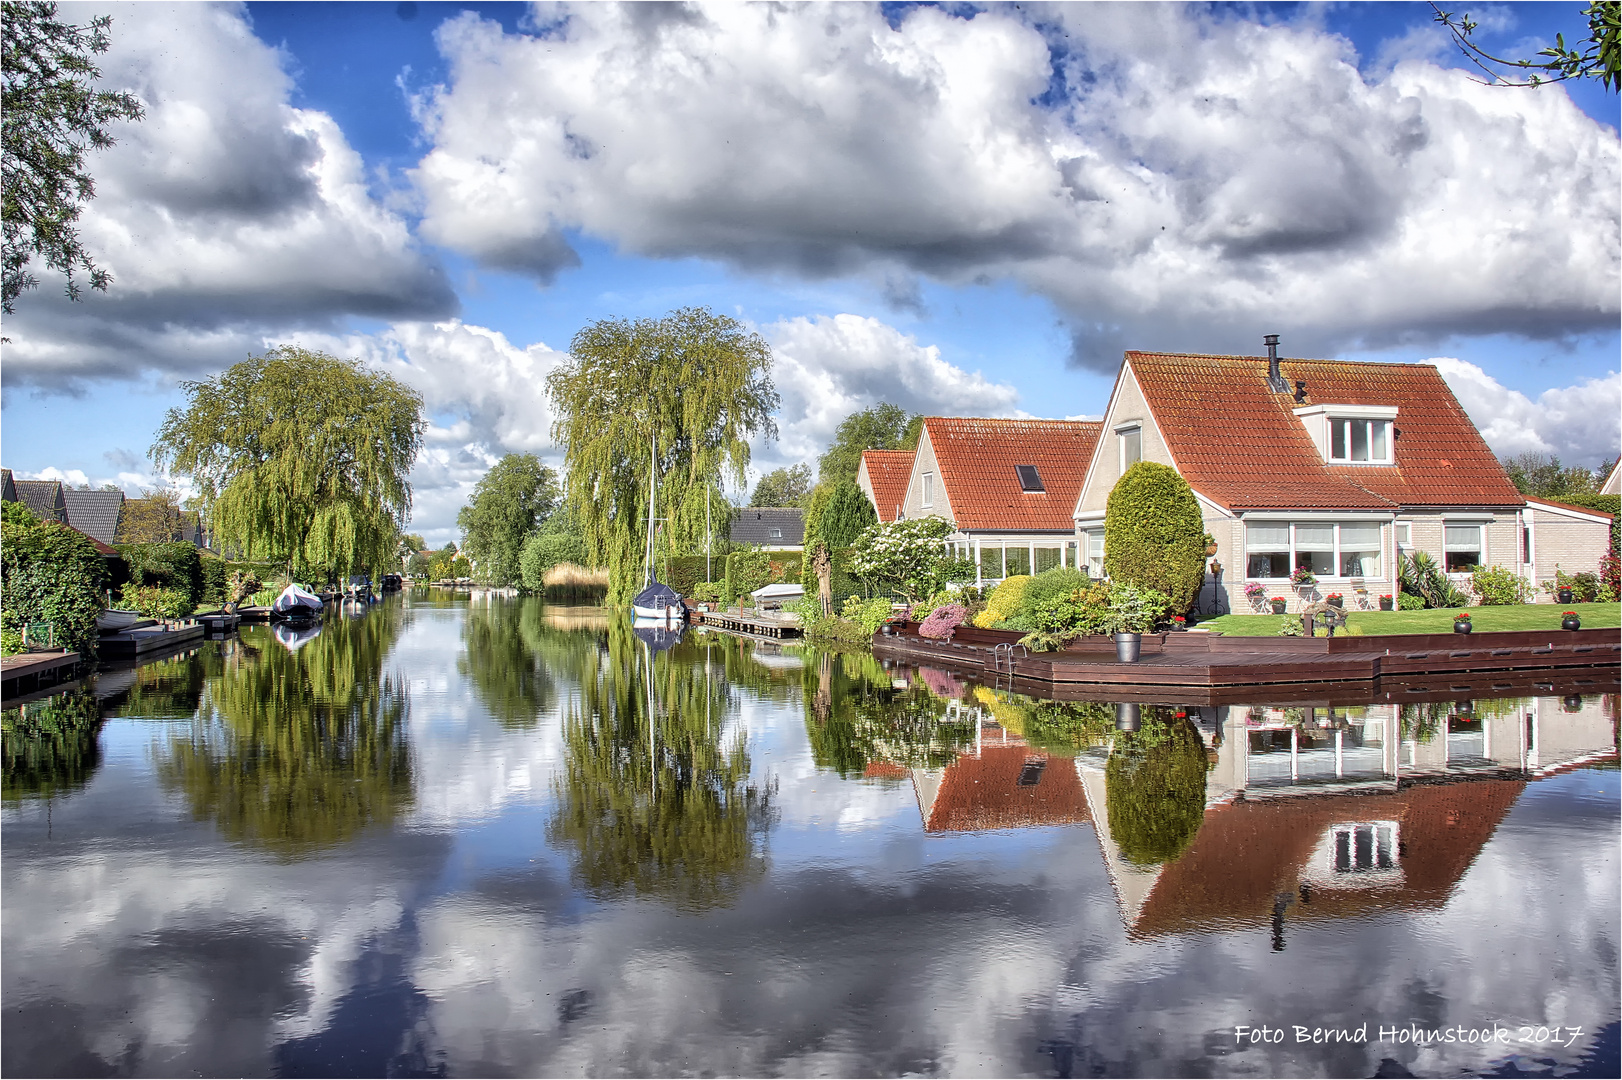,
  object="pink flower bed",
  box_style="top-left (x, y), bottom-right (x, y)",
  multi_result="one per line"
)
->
top-left (918, 603), bottom-right (968, 639)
